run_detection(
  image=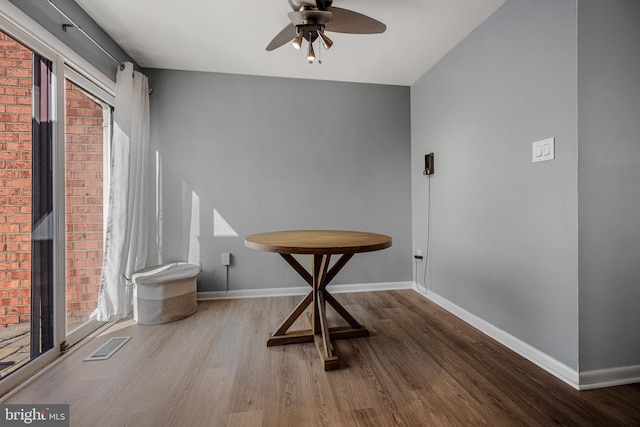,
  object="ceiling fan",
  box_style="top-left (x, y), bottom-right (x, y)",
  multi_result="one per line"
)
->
top-left (266, 0), bottom-right (386, 63)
